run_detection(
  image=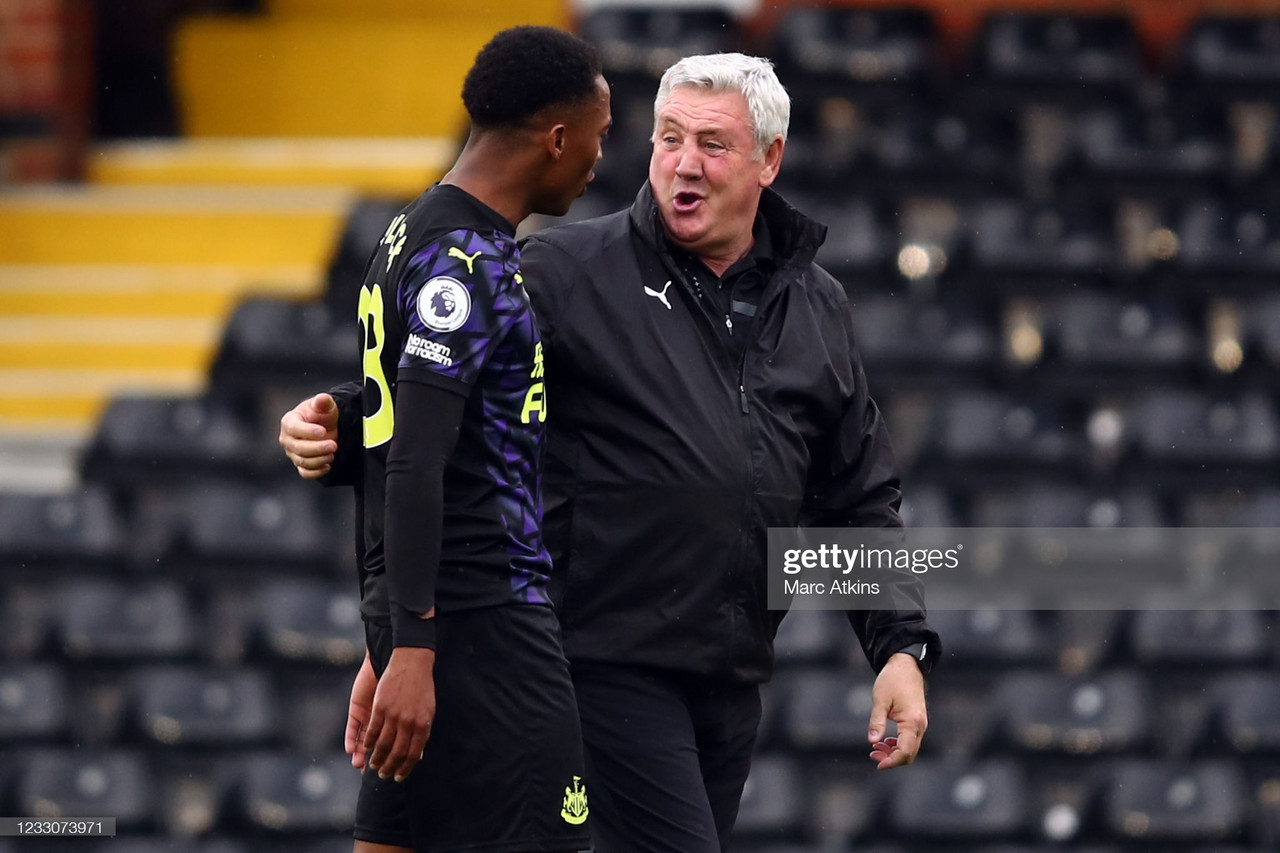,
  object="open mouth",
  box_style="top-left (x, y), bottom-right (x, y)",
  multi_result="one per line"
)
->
top-left (673, 191), bottom-right (703, 213)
